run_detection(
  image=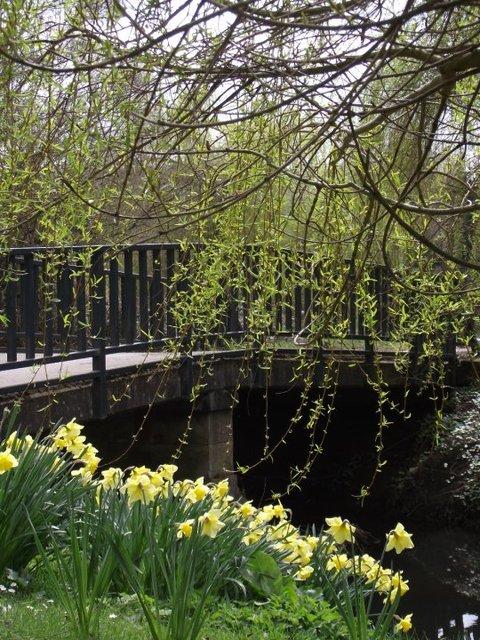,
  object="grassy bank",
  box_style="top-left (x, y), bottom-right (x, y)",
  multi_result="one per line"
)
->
top-left (0, 594), bottom-right (343, 640)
